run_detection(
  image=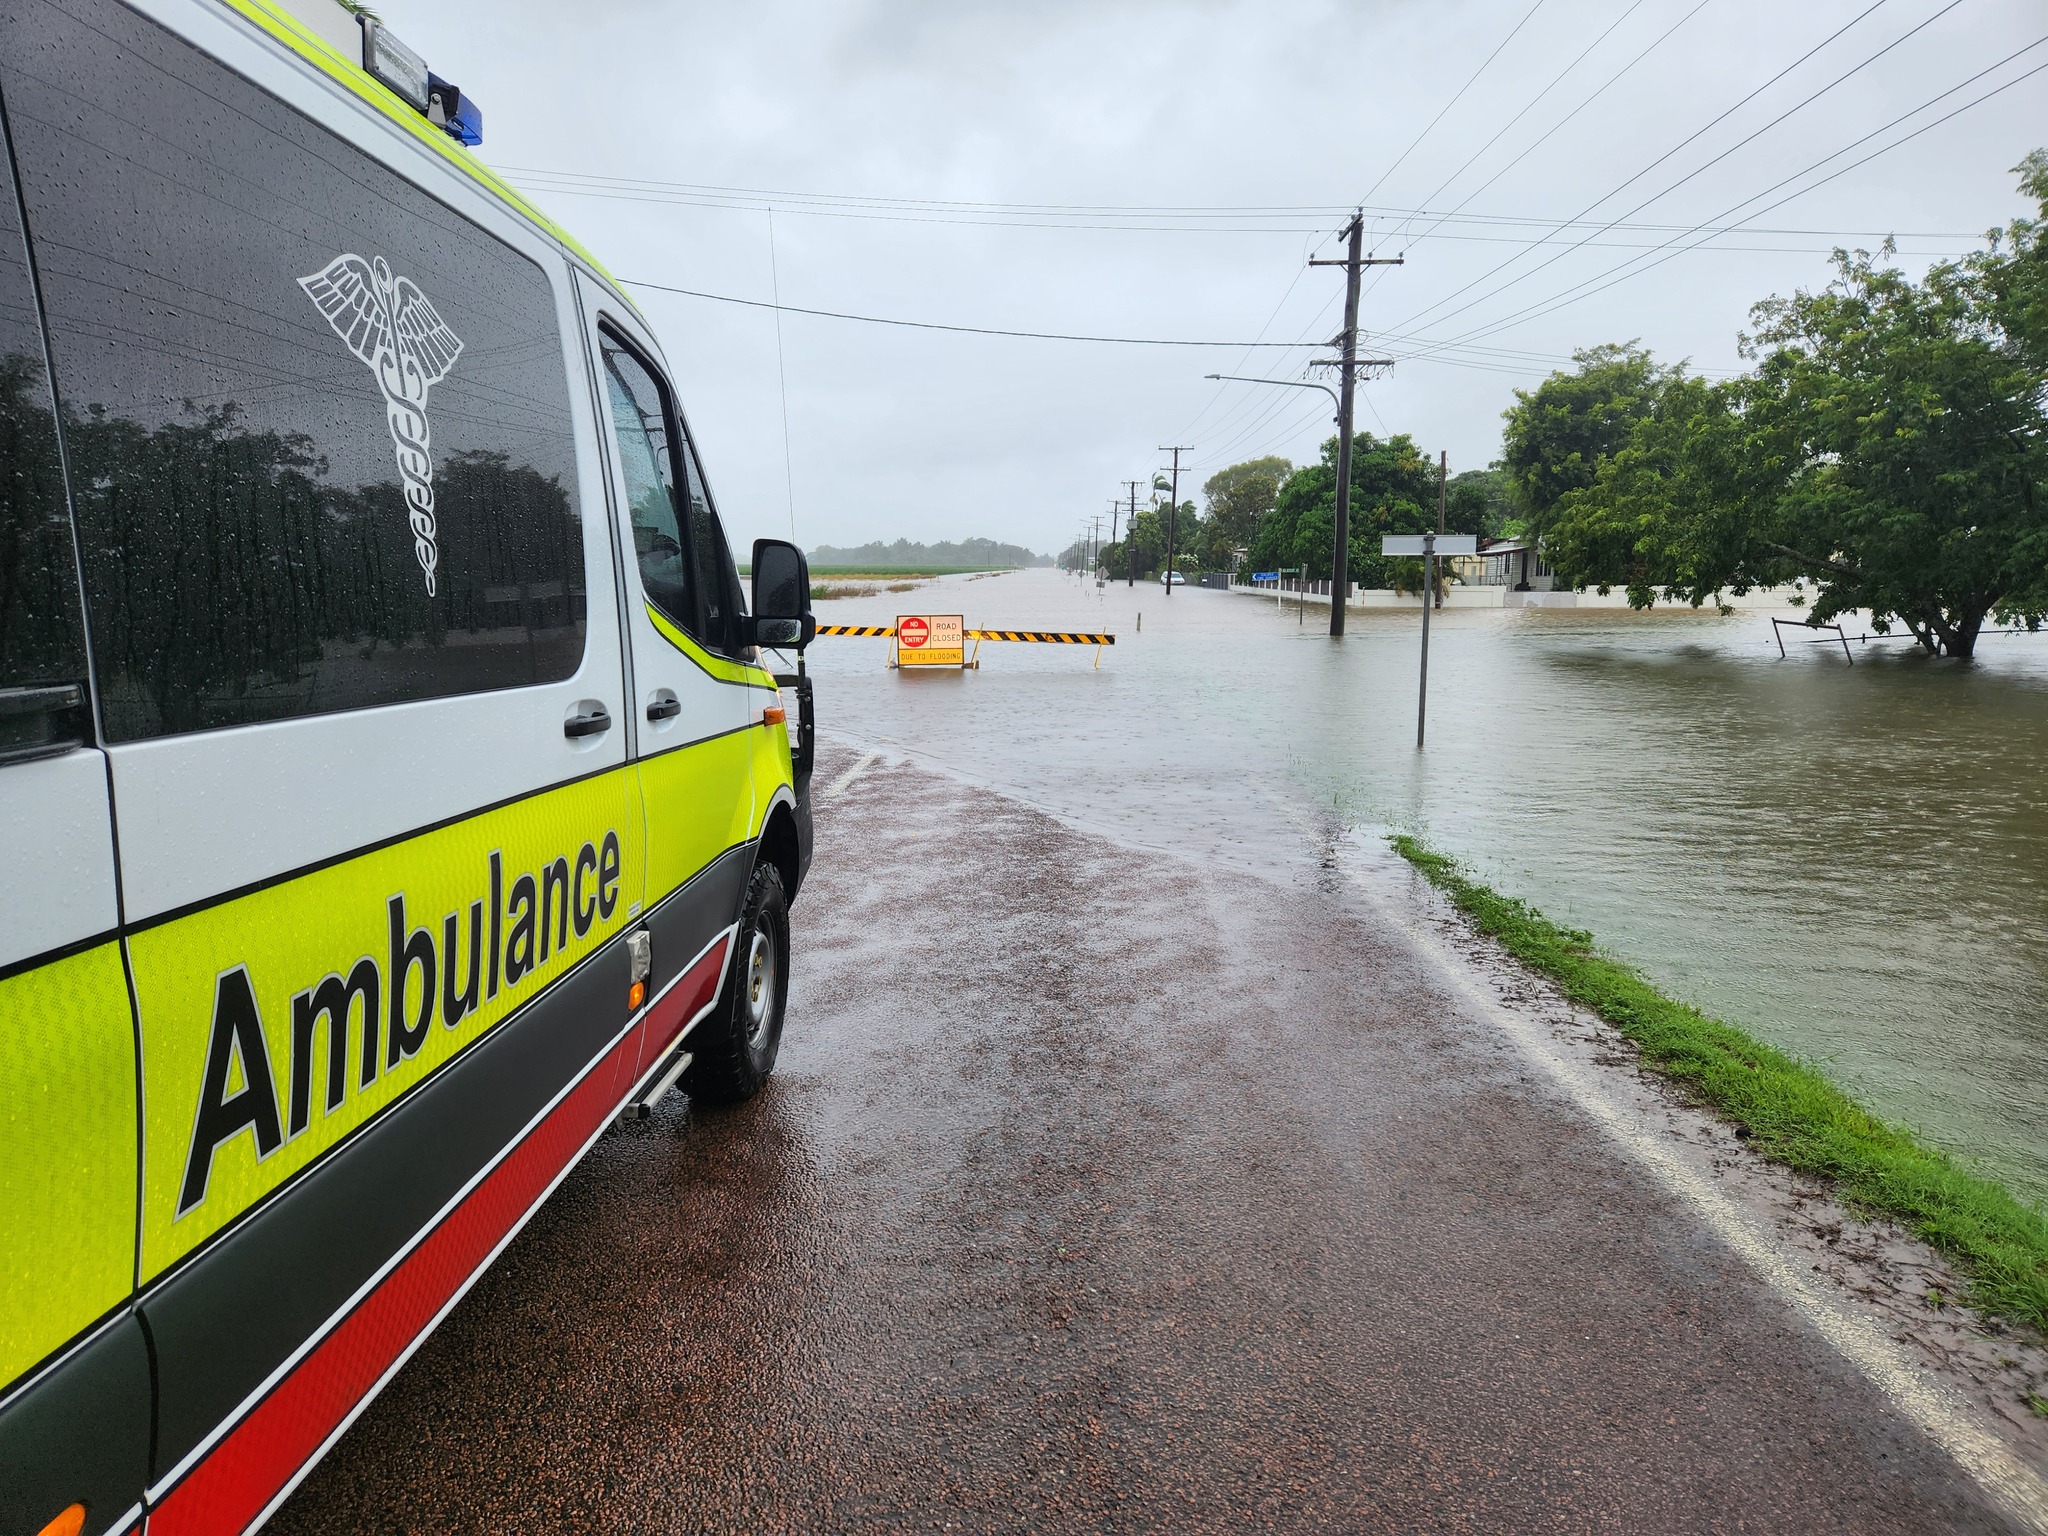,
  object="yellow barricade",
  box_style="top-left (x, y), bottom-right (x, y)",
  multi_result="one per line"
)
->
top-left (813, 624), bottom-right (1117, 668)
